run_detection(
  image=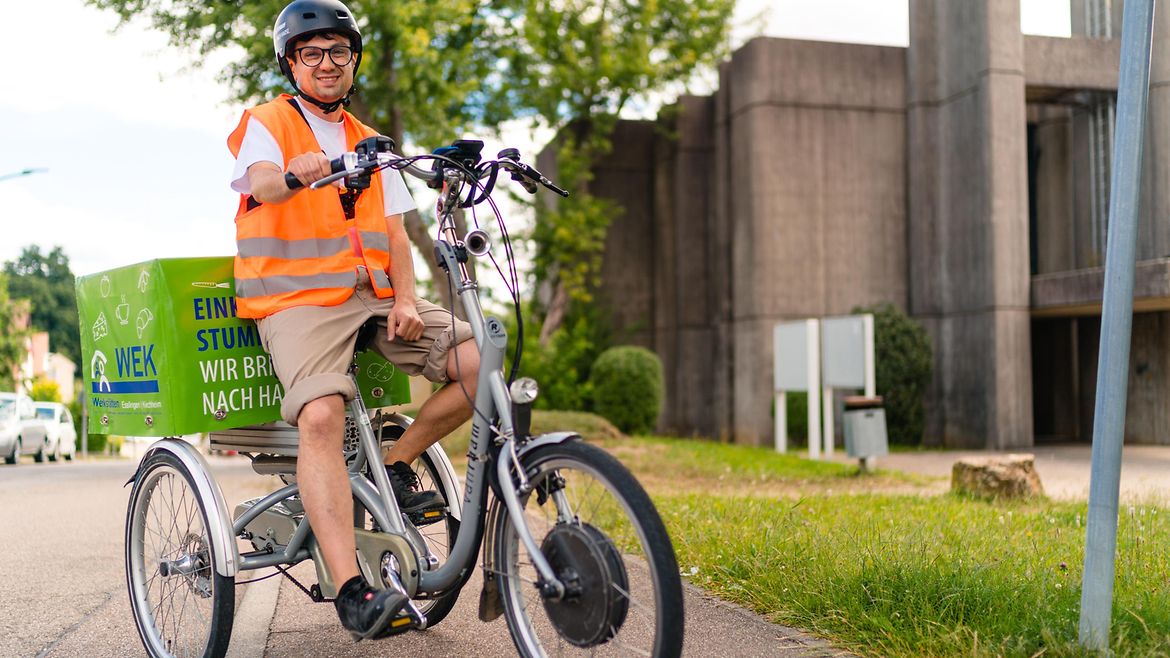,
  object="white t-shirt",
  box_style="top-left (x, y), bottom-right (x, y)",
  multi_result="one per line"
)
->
top-left (230, 97), bottom-right (416, 218)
